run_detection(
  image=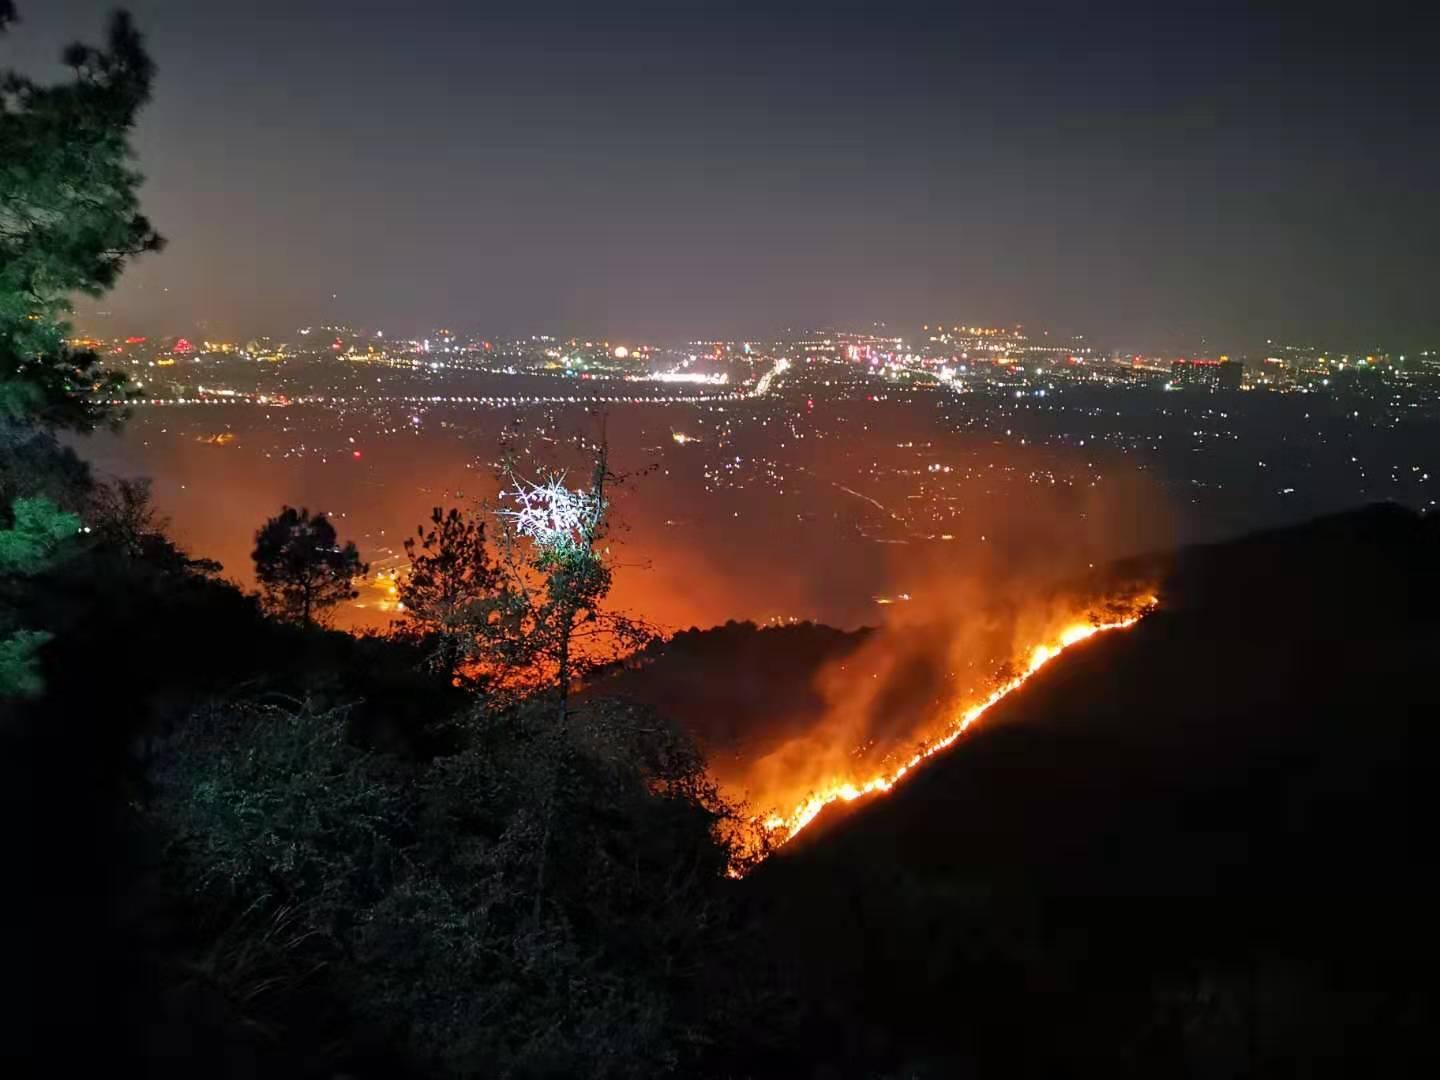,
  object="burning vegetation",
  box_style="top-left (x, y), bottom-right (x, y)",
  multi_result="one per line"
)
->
top-left (688, 583), bottom-right (1161, 869)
